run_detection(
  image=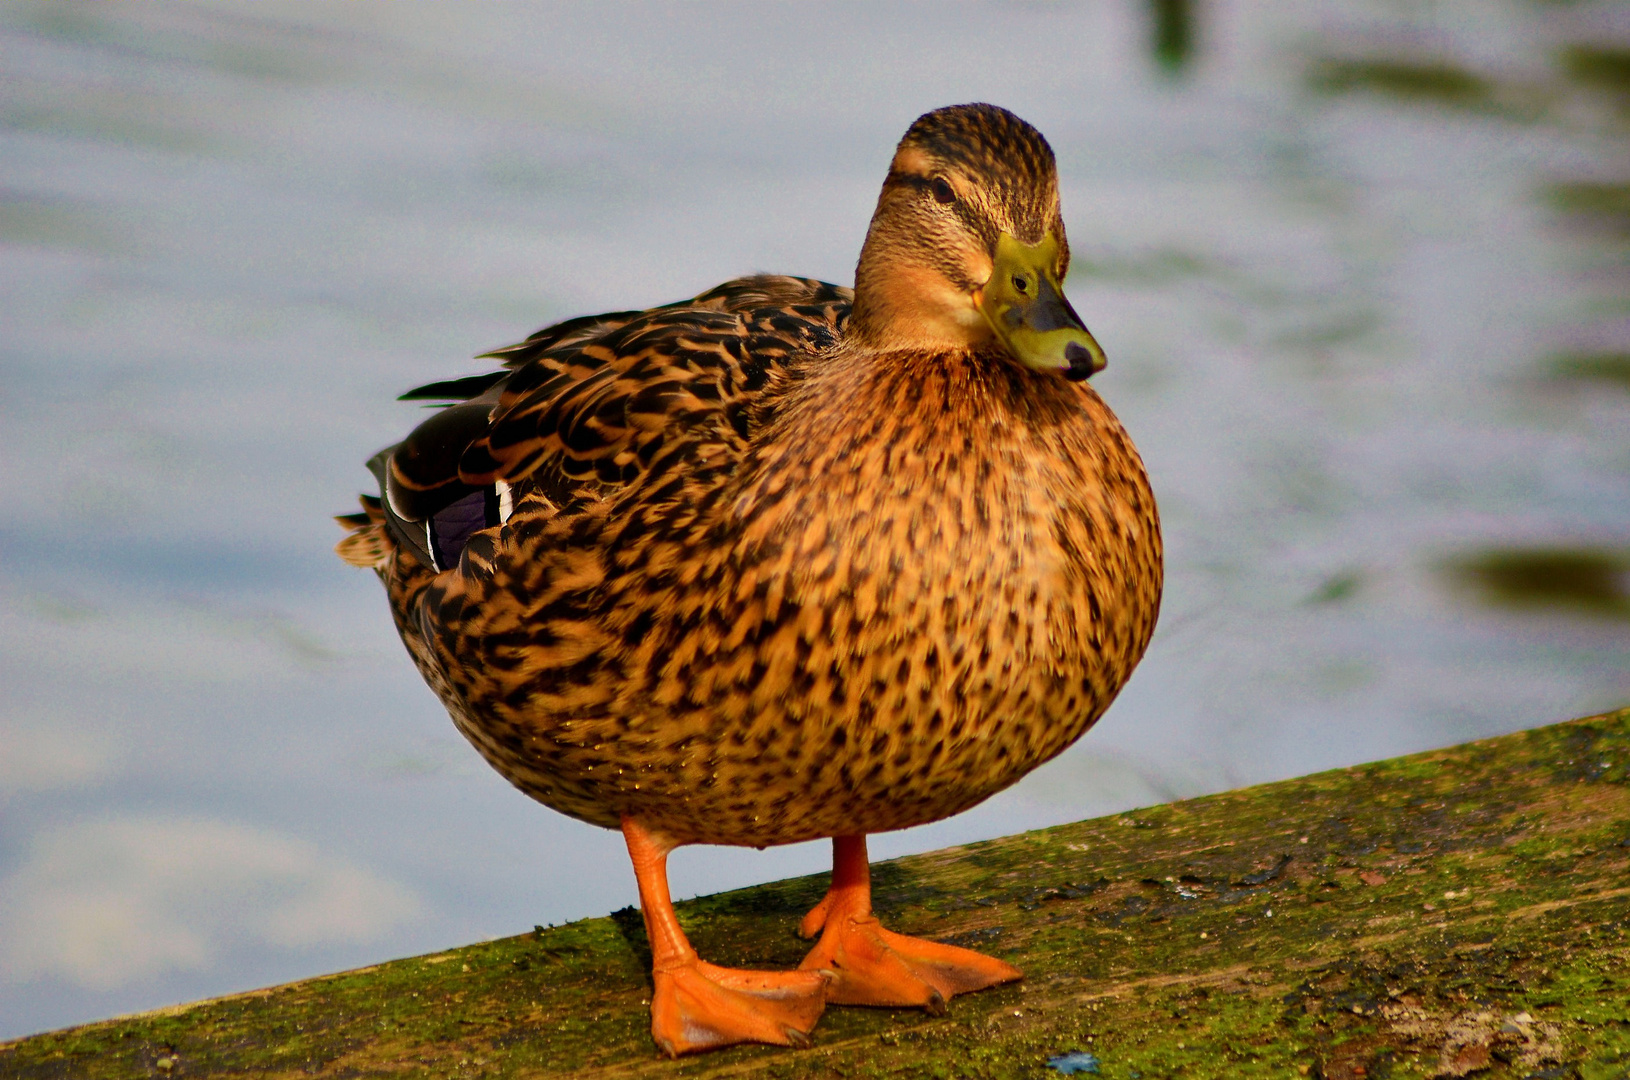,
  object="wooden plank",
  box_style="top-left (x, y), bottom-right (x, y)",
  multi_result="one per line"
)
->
top-left (4, 708), bottom-right (1628, 1078)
